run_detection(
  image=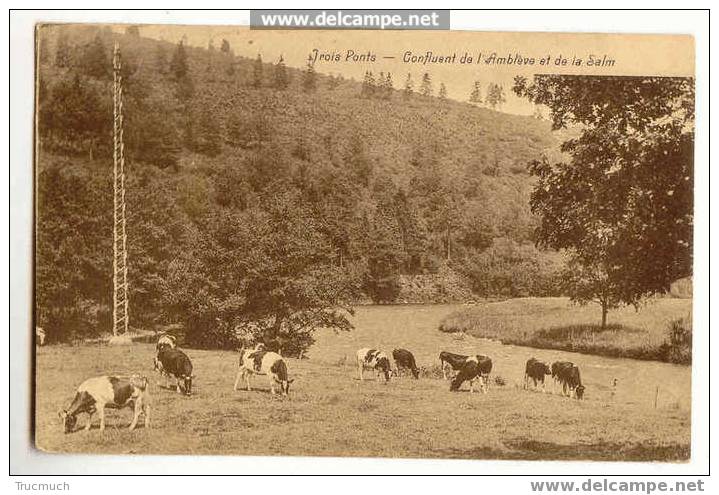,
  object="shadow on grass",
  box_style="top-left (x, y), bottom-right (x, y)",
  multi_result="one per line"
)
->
top-left (434, 439), bottom-right (690, 462)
